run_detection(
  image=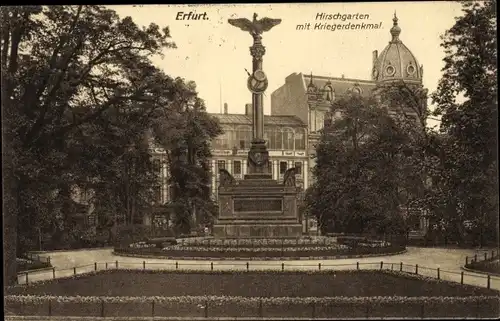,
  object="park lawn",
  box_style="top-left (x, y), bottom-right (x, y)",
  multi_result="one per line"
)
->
top-left (5, 270), bottom-right (500, 318)
top-left (7, 269), bottom-right (499, 297)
